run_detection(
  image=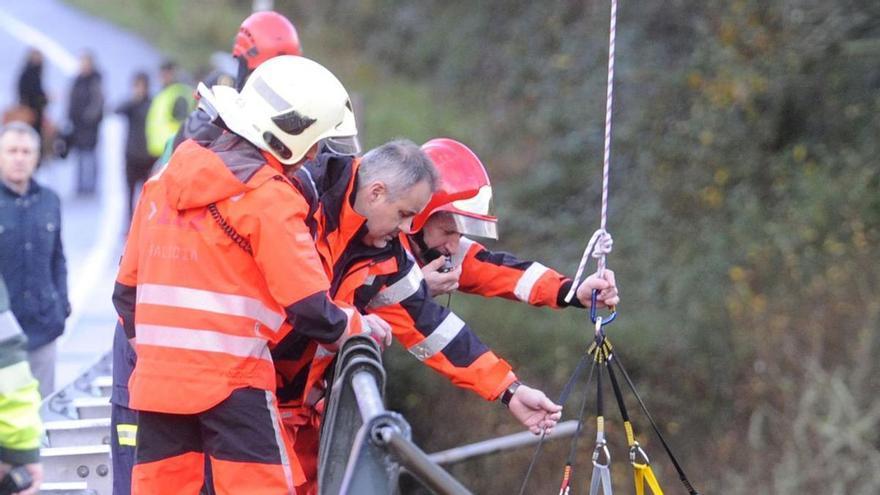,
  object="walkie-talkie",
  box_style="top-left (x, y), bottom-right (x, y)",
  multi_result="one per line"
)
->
top-left (423, 248), bottom-right (453, 273)
top-left (0, 466), bottom-right (33, 495)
